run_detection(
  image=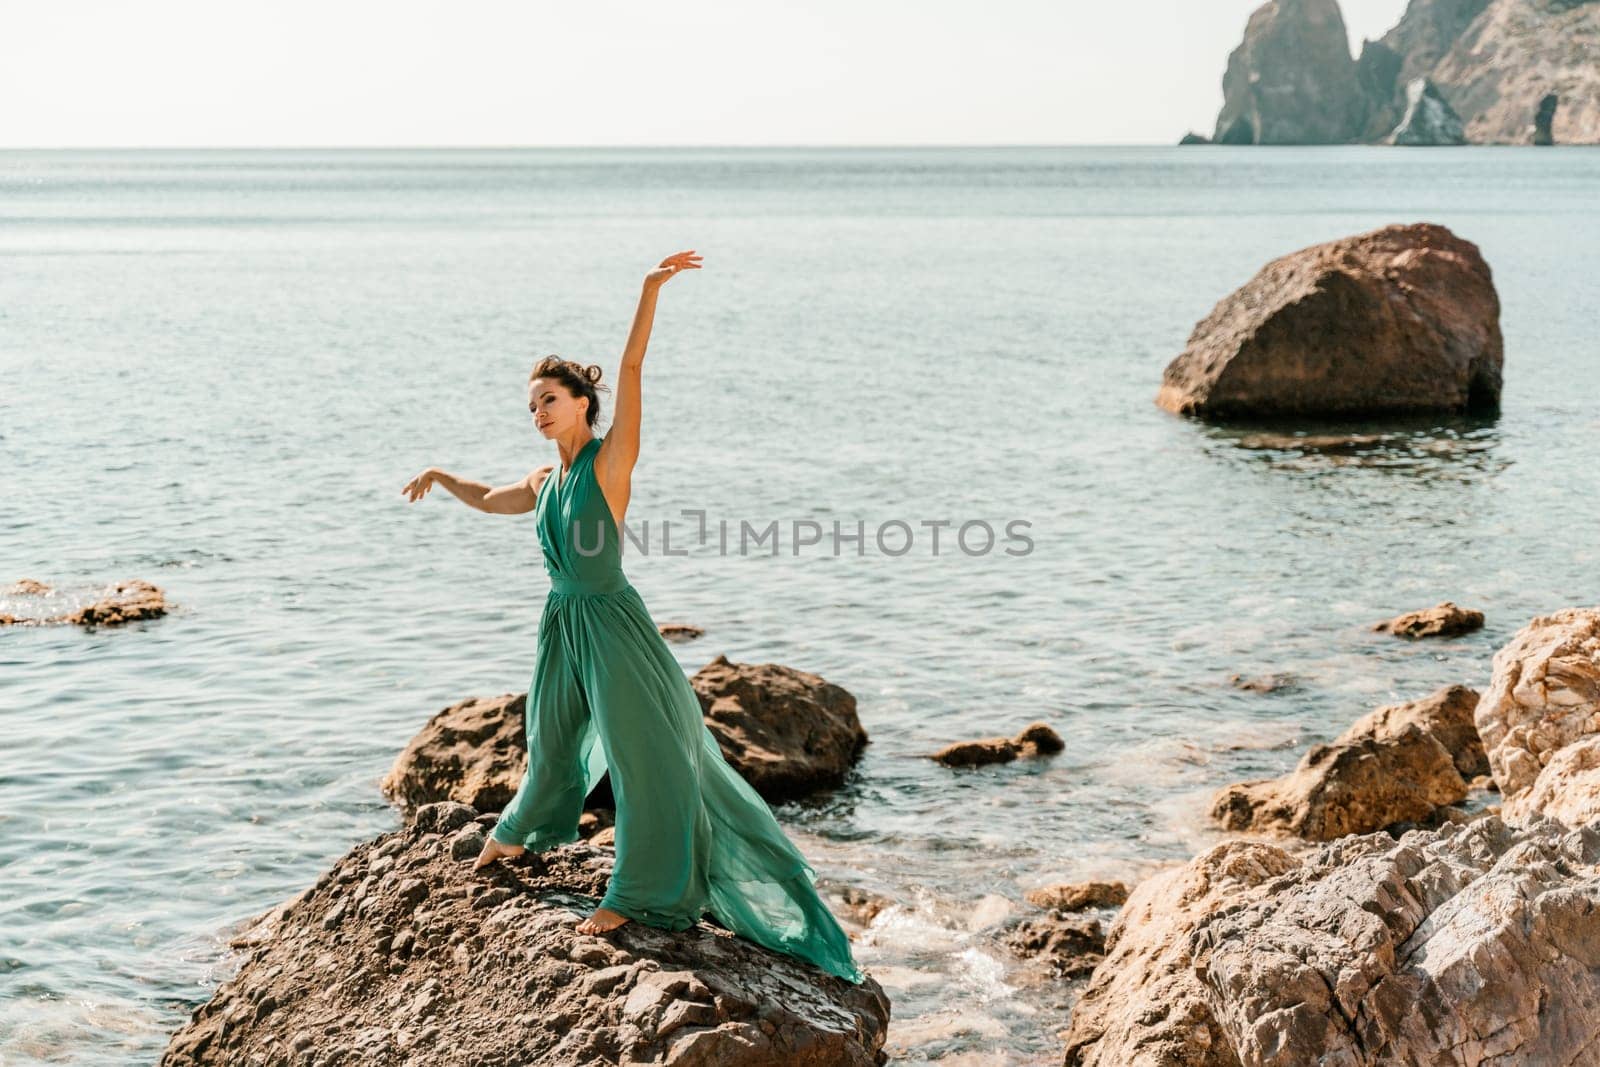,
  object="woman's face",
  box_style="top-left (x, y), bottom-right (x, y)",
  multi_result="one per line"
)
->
top-left (528, 377), bottom-right (587, 438)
